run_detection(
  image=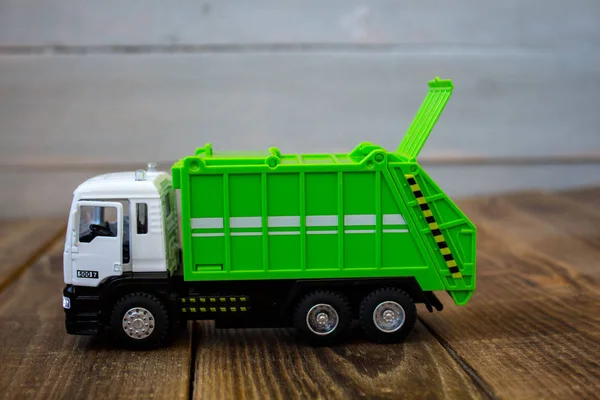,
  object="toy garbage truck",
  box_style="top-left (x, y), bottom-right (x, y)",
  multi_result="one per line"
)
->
top-left (62, 77), bottom-right (476, 349)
